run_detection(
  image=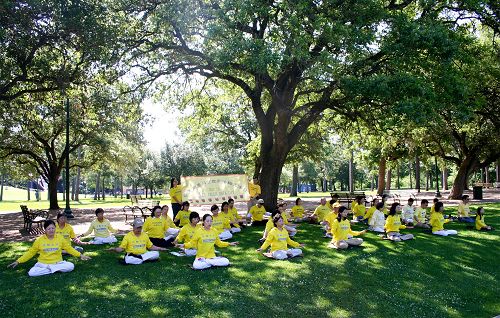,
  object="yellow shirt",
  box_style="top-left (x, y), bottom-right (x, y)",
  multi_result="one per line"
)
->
top-left (353, 204), bottom-right (366, 217)
top-left (414, 207), bottom-right (427, 223)
top-left (364, 206), bottom-right (376, 221)
top-left (174, 210), bottom-right (191, 226)
top-left (330, 219), bottom-right (362, 242)
top-left (82, 218), bottom-right (116, 238)
top-left (177, 224), bottom-right (199, 243)
top-left (324, 212), bottom-right (338, 226)
top-left (17, 234), bottom-right (81, 264)
top-left (457, 202), bottom-right (470, 217)
top-left (265, 218), bottom-right (274, 234)
top-left (291, 205), bottom-right (305, 218)
top-left (212, 214), bottom-right (230, 233)
top-left (169, 185), bottom-right (183, 204)
top-left (260, 227), bottom-right (299, 252)
top-left (227, 207), bottom-right (240, 228)
top-left (161, 214), bottom-right (178, 229)
top-left (313, 205), bottom-right (330, 222)
top-left (56, 223), bottom-right (76, 243)
top-left (143, 216), bottom-right (168, 239)
top-left (249, 205), bottom-right (266, 221)
top-left (385, 215), bottom-right (406, 233)
top-left (184, 227), bottom-right (229, 259)
top-left (248, 182), bottom-right (261, 198)
top-left (119, 232), bottom-right (153, 254)
top-left (430, 212), bottom-right (450, 232)
top-left (430, 205), bottom-right (436, 215)
top-left (475, 215), bottom-right (487, 230)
